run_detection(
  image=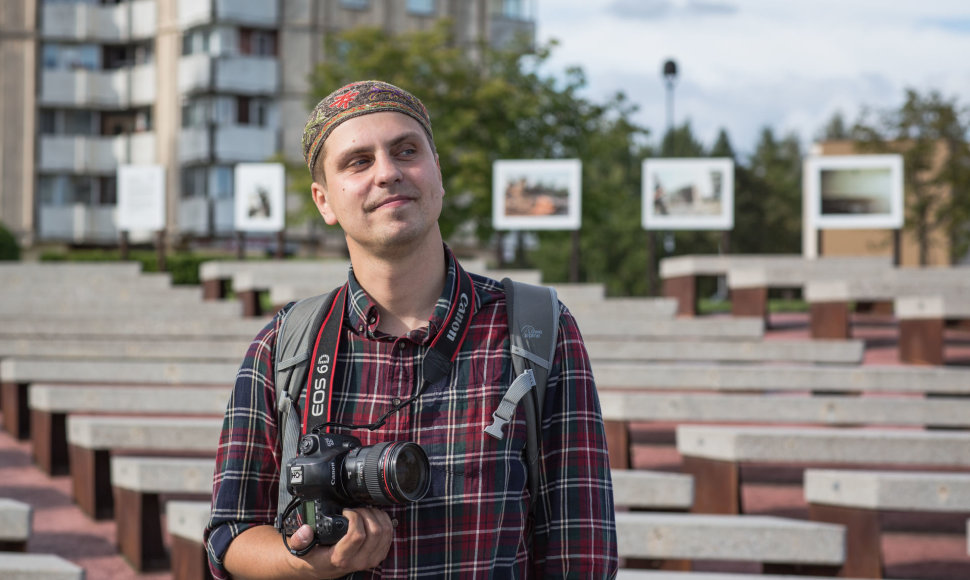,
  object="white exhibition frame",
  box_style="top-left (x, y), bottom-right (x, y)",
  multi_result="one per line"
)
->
top-left (116, 164), bottom-right (165, 232)
top-left (641, 157), bottom-right (734, 231)
top-left (492, 159), bottom-right (582, 231)
top-left (234, 163), bottom-right (286, 233)
top-left (804, 154), bottom-right (904, 230)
